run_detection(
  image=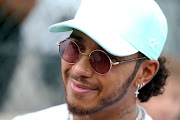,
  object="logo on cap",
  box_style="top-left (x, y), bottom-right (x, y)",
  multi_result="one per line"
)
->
top-left (148, 39), bottom-right (159, 48)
